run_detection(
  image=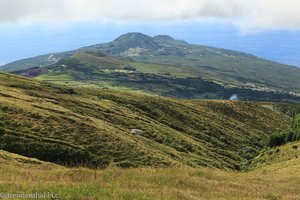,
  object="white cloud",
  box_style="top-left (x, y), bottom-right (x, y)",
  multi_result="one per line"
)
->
top-left (0, 0), bottom-right (300, 31)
